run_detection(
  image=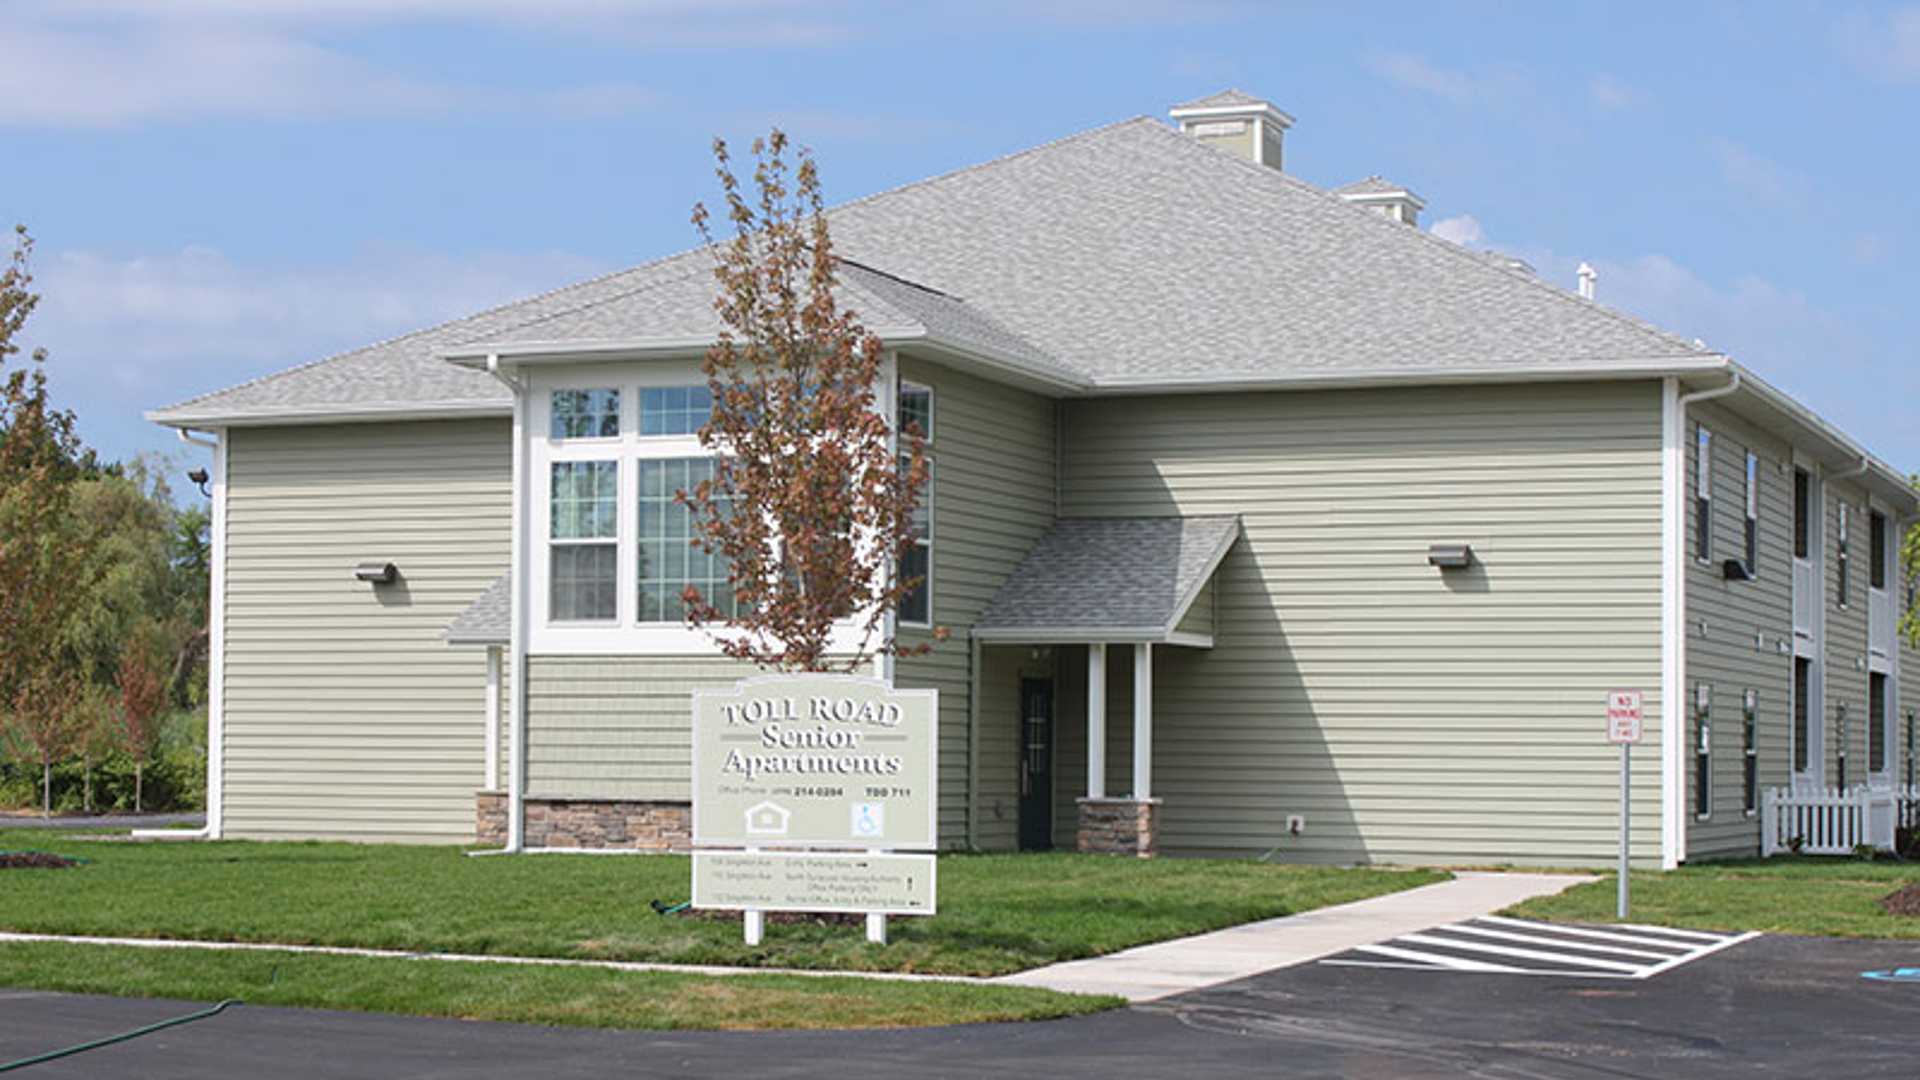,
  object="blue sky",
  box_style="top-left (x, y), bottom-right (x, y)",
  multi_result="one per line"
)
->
top-left (9, 1), bottom-right (1919, 476)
